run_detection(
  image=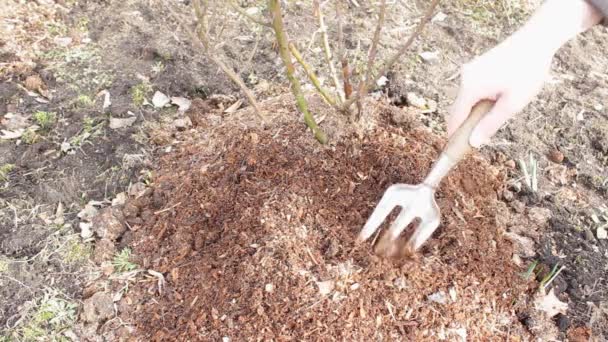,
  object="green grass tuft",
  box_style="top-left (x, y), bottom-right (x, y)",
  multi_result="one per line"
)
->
top-left (112, 248), bottom-right (138, 272)
top-left (131, 82), bottom-right (153, 107)
top-left (0, 164), bottom-right (15, 181)
top-left (33, 111), bottom-right (57, 130)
